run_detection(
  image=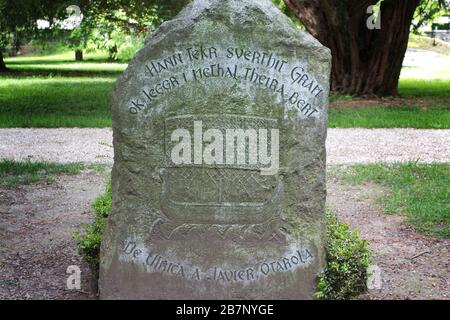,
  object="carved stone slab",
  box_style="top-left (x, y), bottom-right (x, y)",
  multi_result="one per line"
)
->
top-left (100, 0), bottom-right (331, 299)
